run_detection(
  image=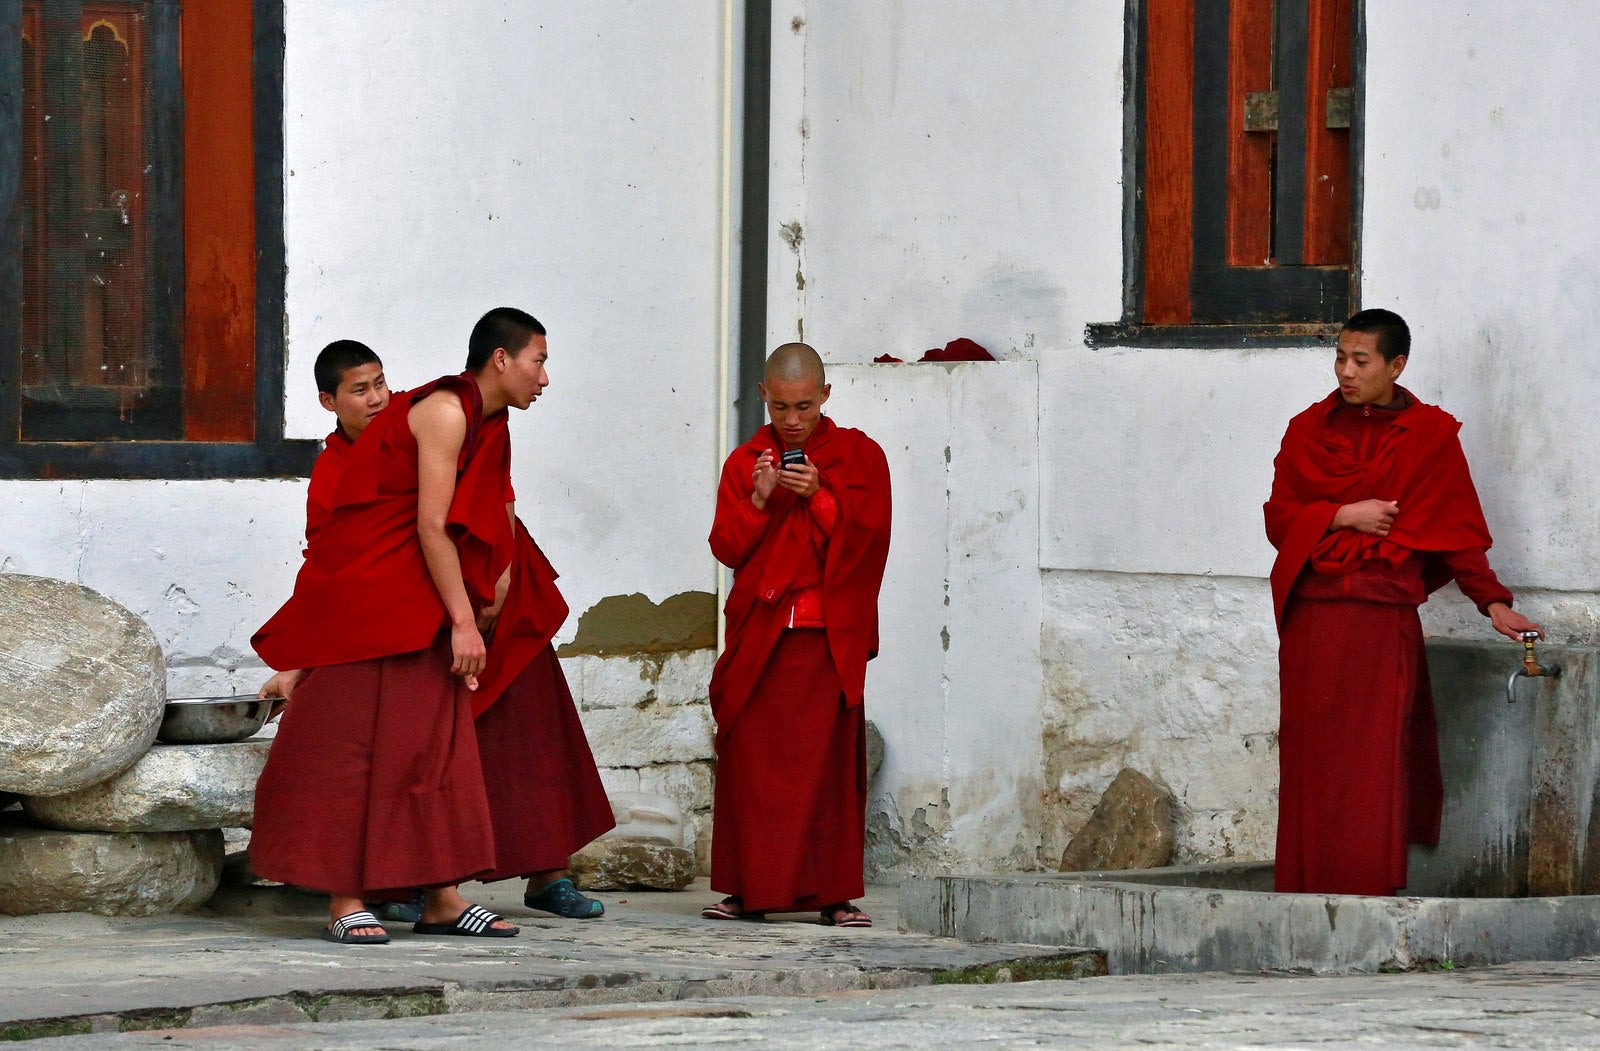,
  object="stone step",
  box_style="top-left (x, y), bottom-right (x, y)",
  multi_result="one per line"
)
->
top-left (0, 879), bottom-right (1103, 1040)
